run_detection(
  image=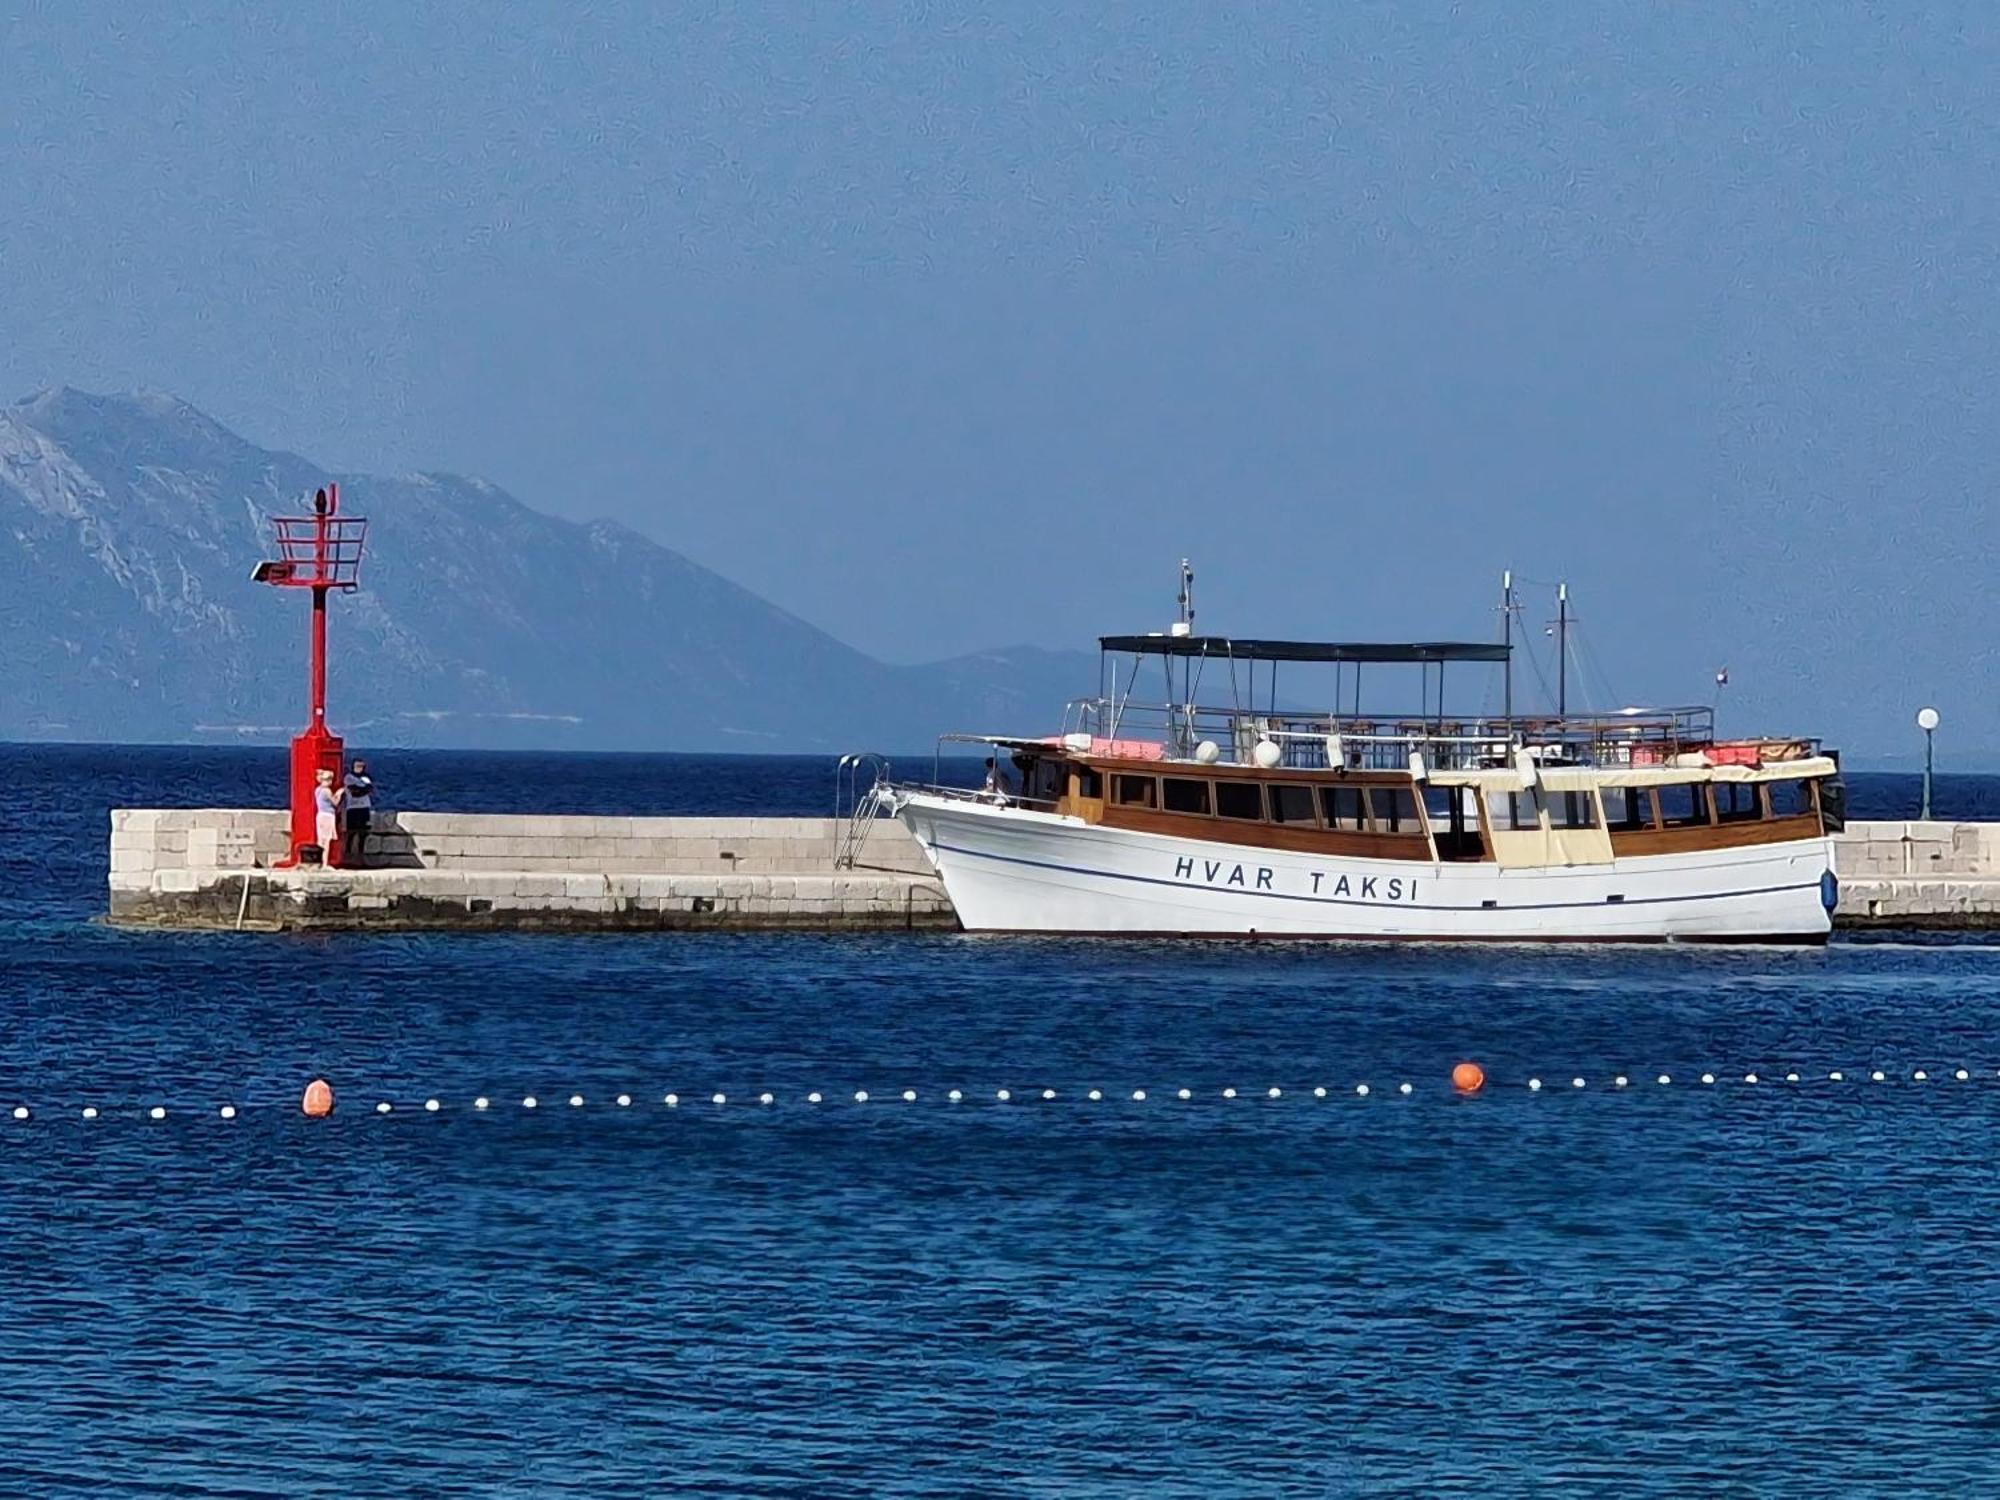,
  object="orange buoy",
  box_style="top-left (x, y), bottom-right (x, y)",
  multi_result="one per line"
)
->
top-left (1451, 1061), bottom-right (1486, 1095)
top-left (302, 1078), bottom-right (334, 1118)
